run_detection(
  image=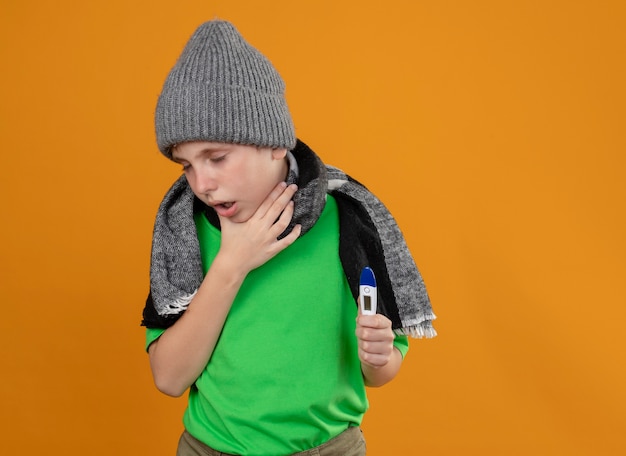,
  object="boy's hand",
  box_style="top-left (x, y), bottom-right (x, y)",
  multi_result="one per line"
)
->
top-left (216, 182), bottom-right (301, 274)
top-left (356, 310), bottom-right (403, 387)
top-left (355, 312), bottom-right (395, 369)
